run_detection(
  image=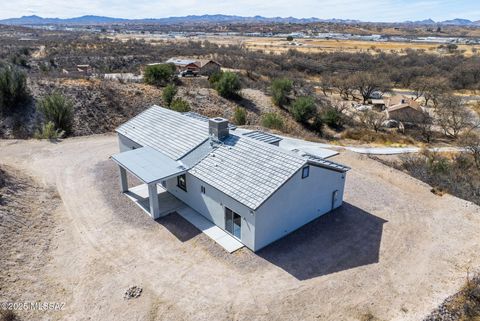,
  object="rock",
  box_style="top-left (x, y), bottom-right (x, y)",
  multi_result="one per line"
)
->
top-left (124, 285), bottom-right (142, 300)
